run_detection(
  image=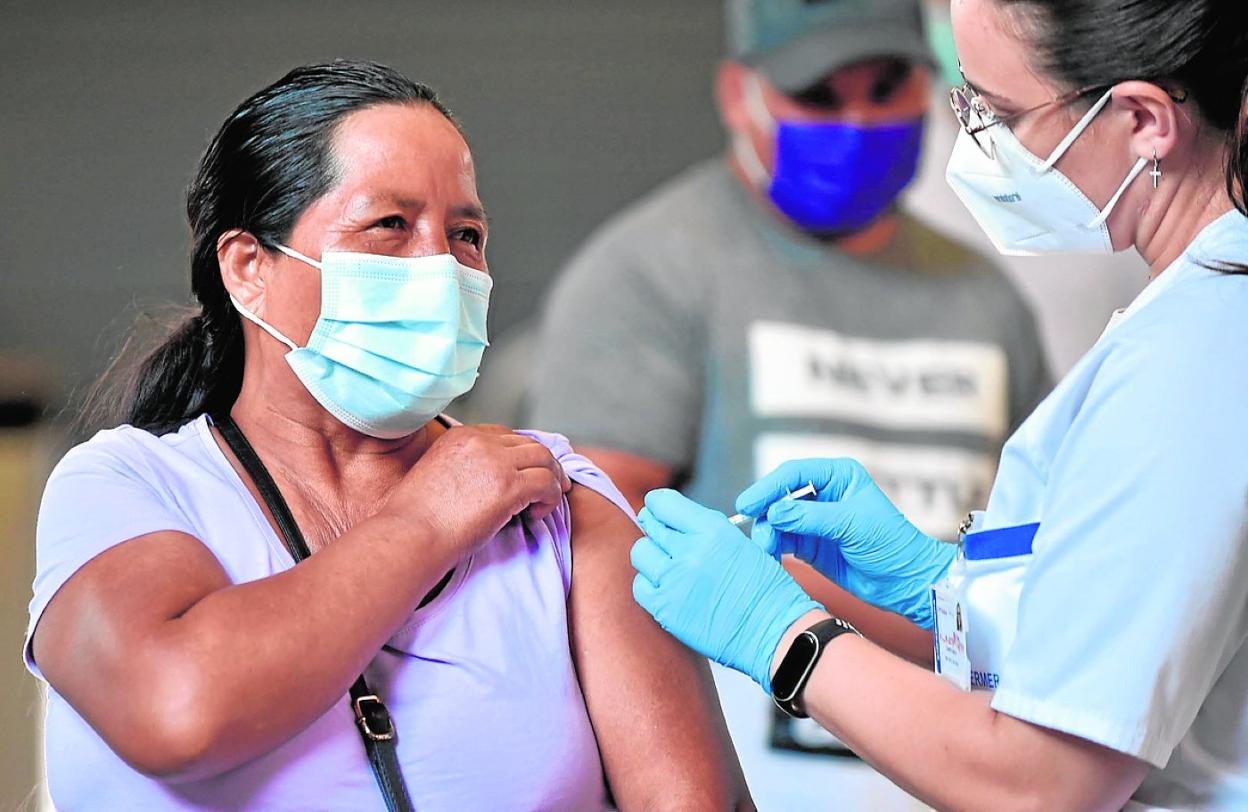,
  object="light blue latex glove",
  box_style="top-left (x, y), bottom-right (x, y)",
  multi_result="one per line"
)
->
top-left (631, 489), bottom-right (822, 693)
top-left (736, 459), bottom-right (956, 630)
